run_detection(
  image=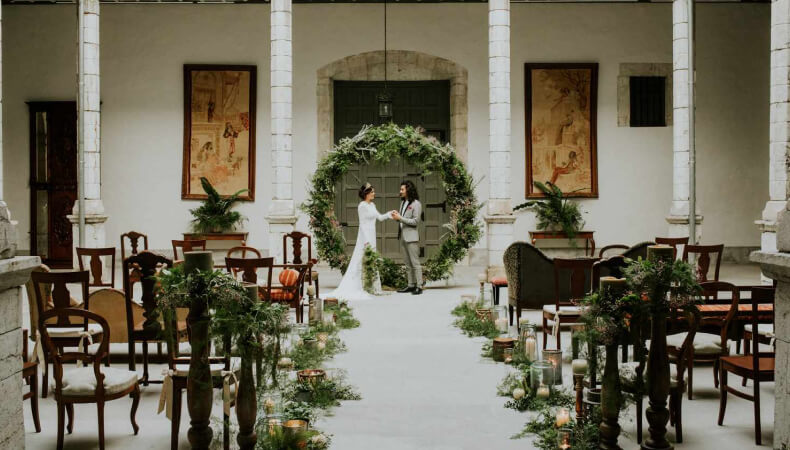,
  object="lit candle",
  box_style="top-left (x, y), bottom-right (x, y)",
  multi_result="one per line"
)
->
top-left (537, 384), bottom-right (550, 399)
top-left (572, 359), bottom-right (588, 375)
top-left (556, 407), bottom-right (571, 427)
top-left (495, 317), bottom-right (508, 332)
top-left (524, 337), bottom-right (537, 361)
